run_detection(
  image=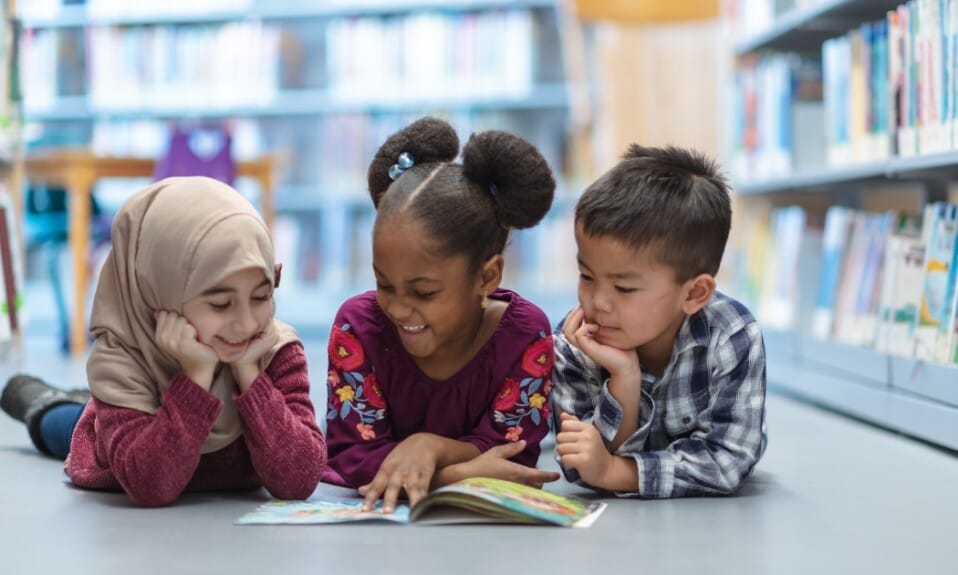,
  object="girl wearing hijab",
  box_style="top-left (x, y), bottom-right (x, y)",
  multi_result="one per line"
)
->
top-left (0, 177), bottom-right (327, 507)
